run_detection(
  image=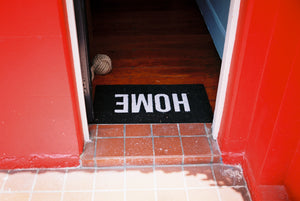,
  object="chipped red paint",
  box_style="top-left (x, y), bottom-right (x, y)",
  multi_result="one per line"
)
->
top-left (219, 0), bottom-right (300, 200)
top-left (0, 0), bottom-right (83, 168)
